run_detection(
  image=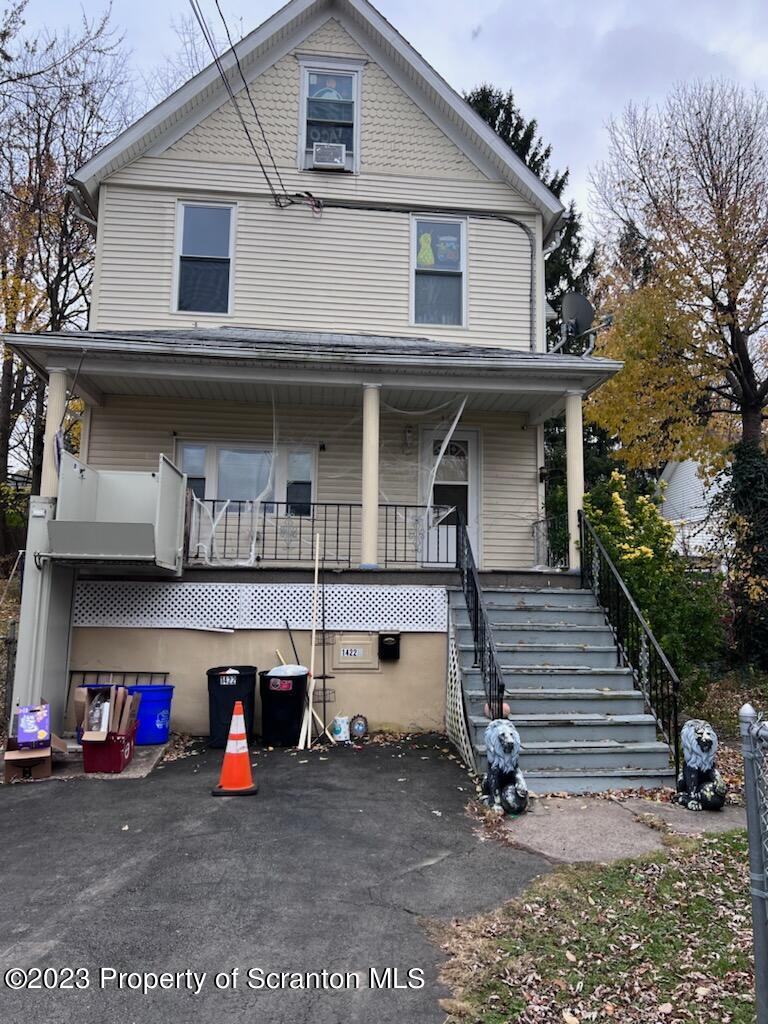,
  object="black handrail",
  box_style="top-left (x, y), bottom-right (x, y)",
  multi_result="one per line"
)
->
top-left (579, 510), bottom-right (680, 776)
top-left (455, 512), bottom-right (506, 721)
